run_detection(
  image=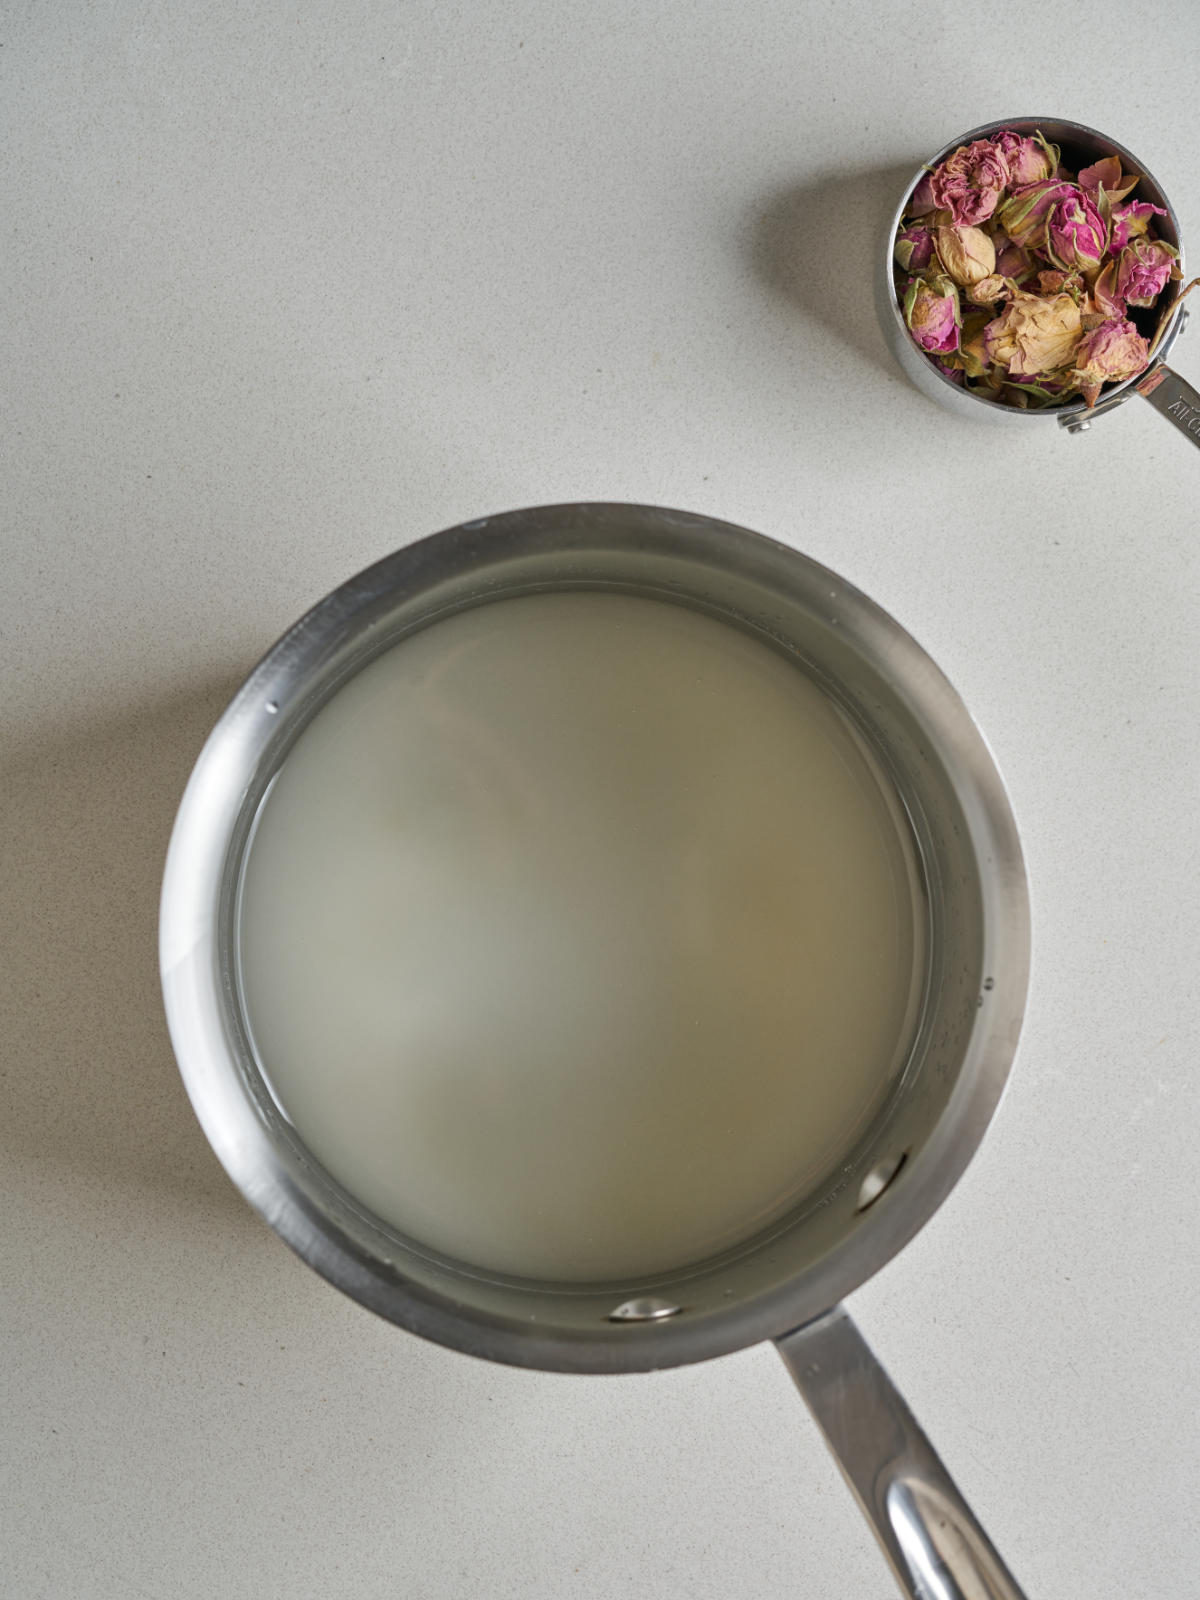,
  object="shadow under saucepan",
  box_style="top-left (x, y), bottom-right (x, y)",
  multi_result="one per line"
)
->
top-left (748, 160), bottom-right (924, 383)
top-left (0, 678), bottom-right (256, 1226)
